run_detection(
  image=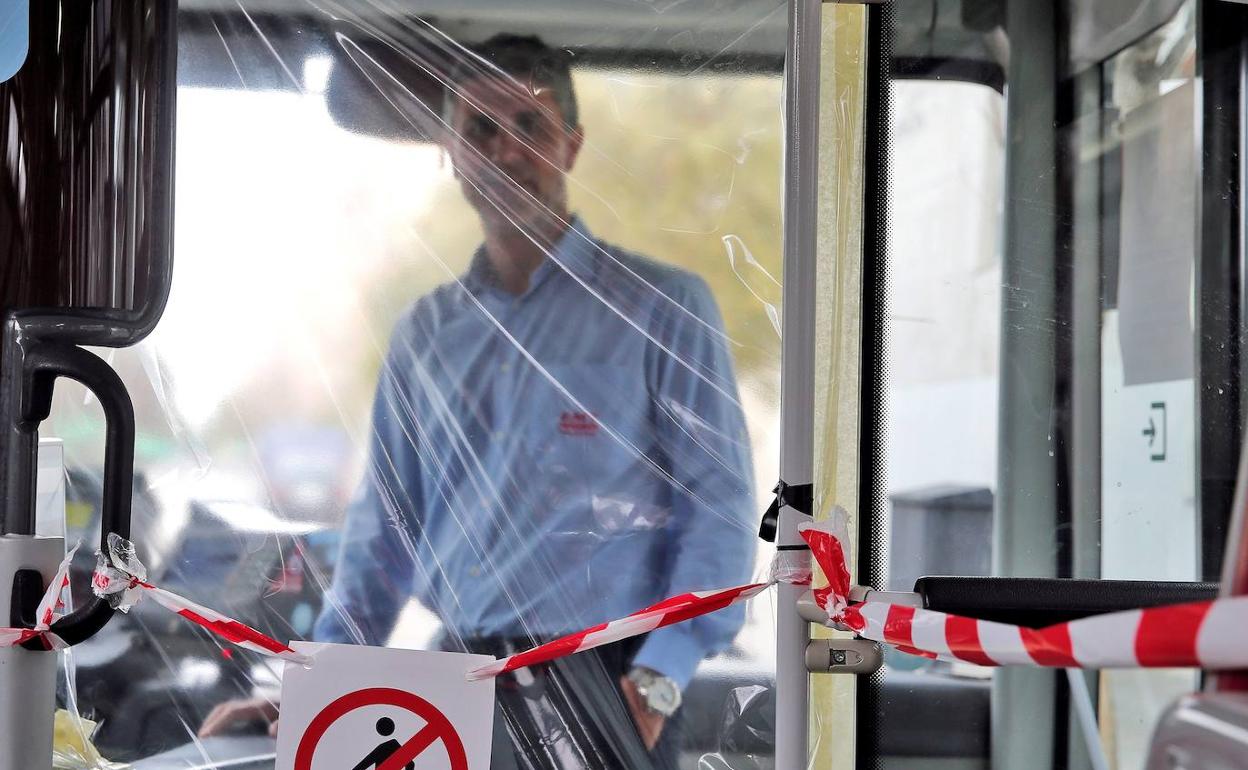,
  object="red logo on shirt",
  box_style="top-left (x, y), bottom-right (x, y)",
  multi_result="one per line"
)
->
top-left (559, 411), bottom-right (599, 436)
